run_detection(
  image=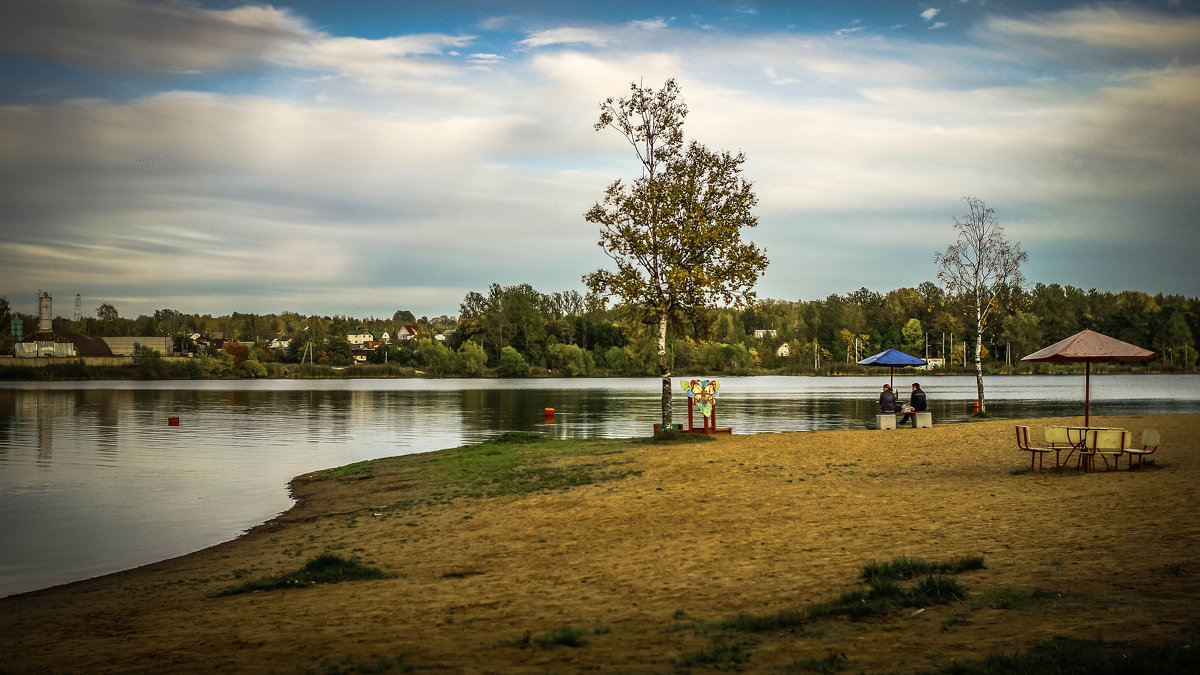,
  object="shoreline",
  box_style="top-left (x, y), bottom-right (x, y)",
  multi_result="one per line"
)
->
top-left (3, 414), bottom-right (1198, 672)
